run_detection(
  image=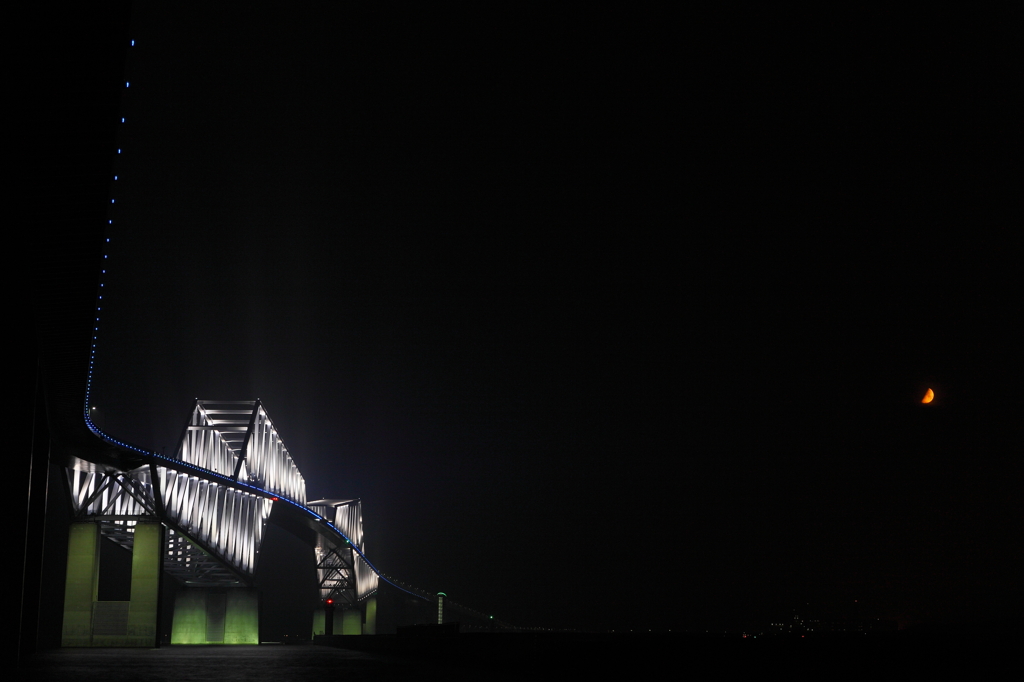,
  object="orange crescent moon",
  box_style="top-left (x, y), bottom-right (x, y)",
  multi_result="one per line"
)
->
top-left (921, 388), bottom-right (934, 404)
